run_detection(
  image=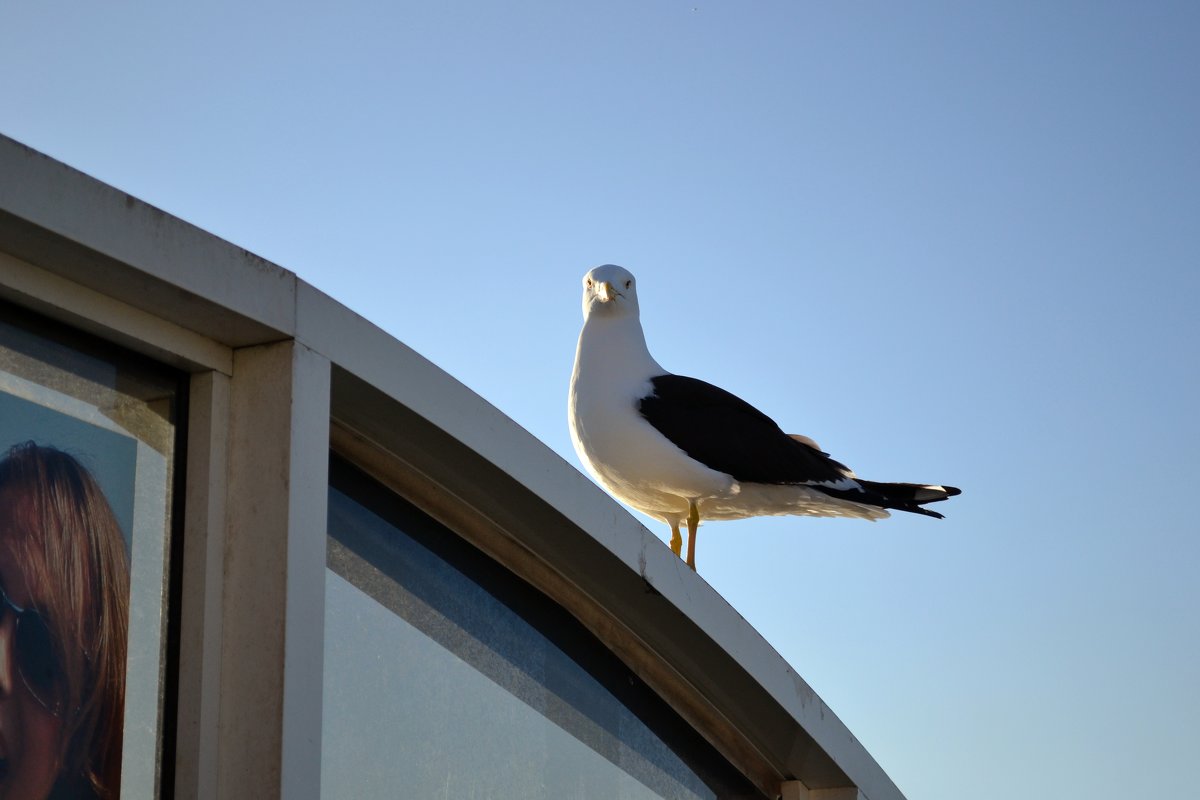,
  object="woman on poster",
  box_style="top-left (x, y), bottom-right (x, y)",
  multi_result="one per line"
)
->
top-left (0, 443), bottom-right (129, 799)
